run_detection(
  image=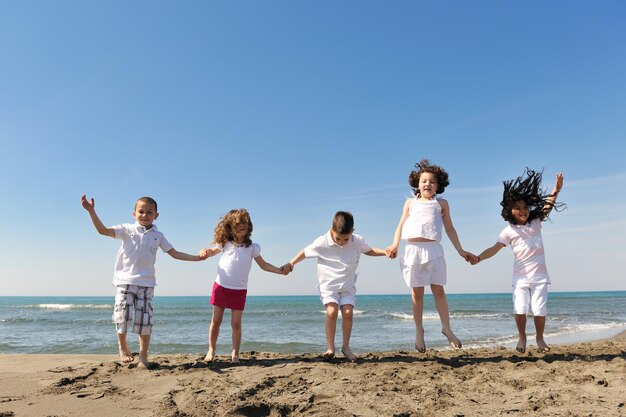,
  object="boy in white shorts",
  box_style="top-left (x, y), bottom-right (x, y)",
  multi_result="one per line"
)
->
top-left (472, 170), bottom-right (564, 353)
top-left (81, 195), bottom-right (207, 368)
top-left (288, 211), bottom-right (387, 362)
